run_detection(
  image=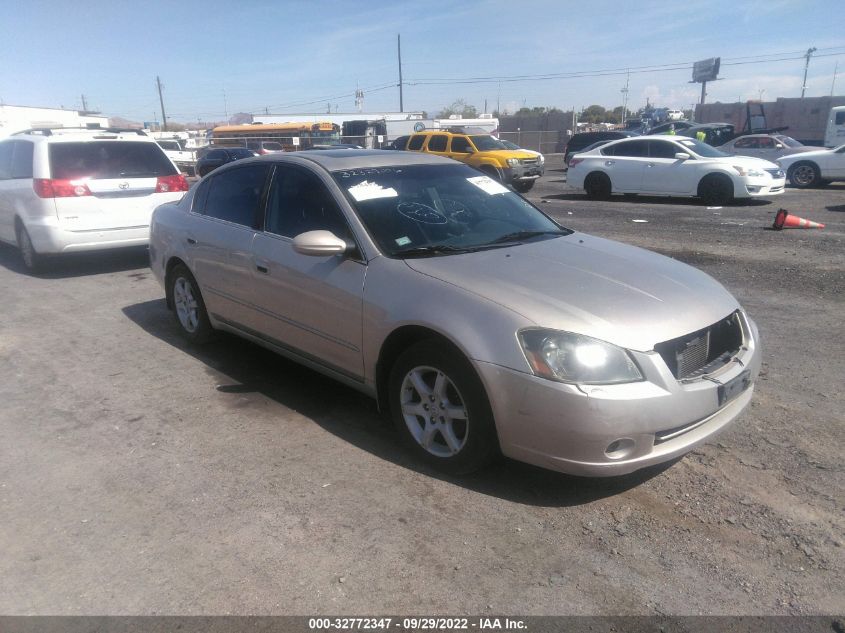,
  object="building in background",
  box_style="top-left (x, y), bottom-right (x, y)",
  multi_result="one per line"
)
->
top-left (0, 104), bottom-right (109, 138)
